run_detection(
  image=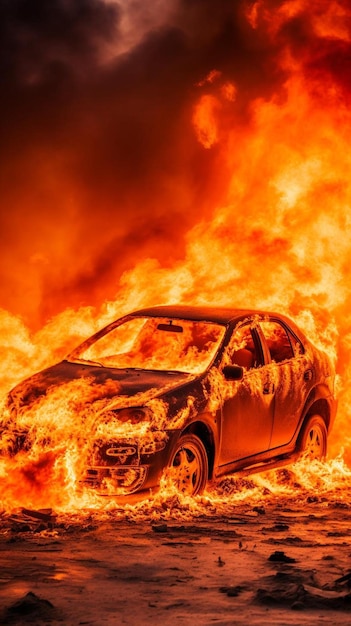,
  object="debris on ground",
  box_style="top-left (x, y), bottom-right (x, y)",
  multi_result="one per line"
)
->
top-left (7, 508), bottom-right (56, 532)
